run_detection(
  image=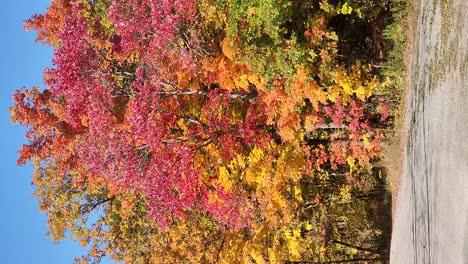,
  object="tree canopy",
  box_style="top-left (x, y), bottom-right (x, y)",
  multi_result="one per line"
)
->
top-left (12, 0), bottom-right (399, 263)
